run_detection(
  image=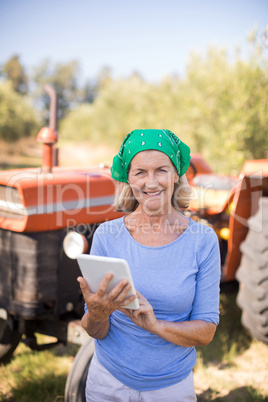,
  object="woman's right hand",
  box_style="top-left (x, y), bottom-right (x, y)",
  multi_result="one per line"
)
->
top-left (77, 273), bottom-right (137, 323)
